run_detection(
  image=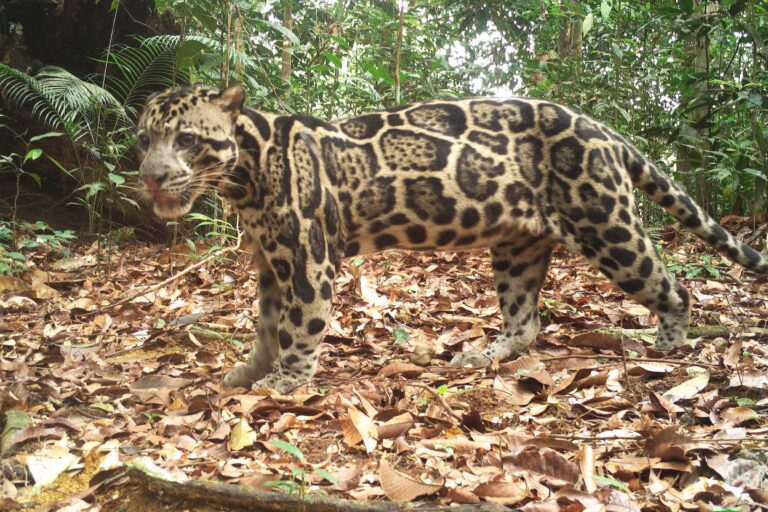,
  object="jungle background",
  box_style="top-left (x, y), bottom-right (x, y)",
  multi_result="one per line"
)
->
top-left (1, 0), bottom-right (768, 511)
